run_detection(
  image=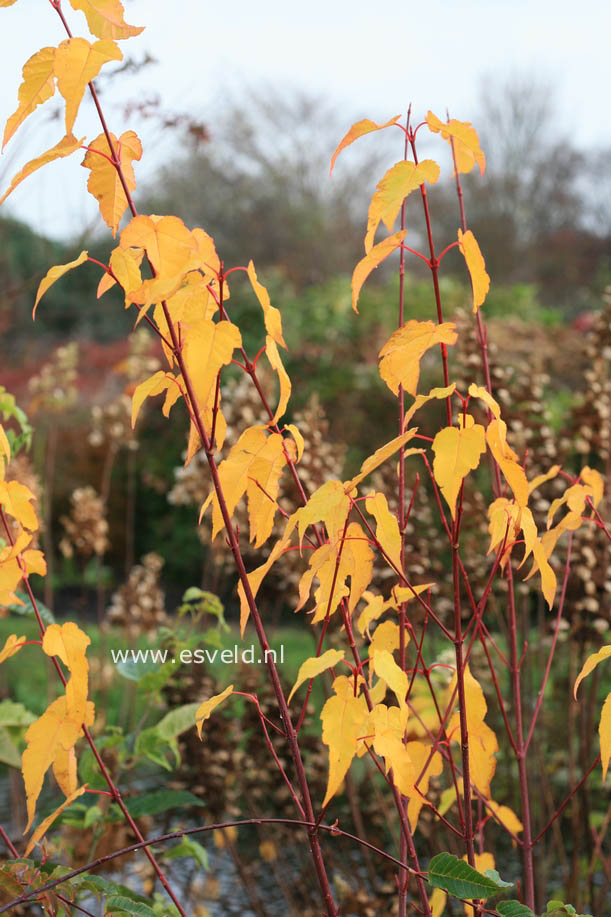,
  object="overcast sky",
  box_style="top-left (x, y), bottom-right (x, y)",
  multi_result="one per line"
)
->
top-left (0, 0), bottom-right (609, 240)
